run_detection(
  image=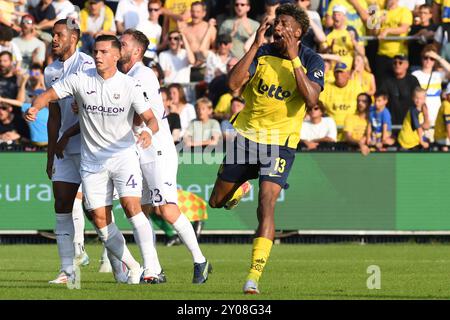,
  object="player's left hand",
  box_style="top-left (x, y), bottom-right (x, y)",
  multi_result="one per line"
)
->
top-left (137, 131), bottom-right (152, 149)
top-left (281, 27), bottom-right (300, 60)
